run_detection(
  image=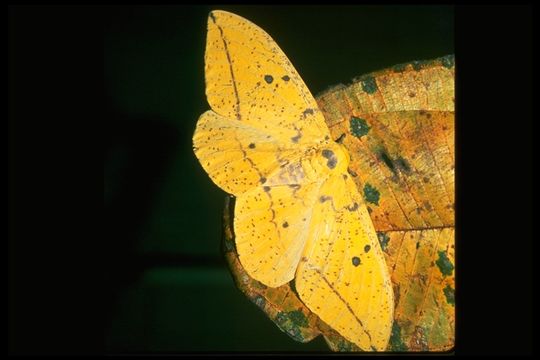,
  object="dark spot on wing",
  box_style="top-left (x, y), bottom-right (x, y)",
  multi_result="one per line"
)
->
top-left (347, 202), bottom-right (359, 211)
top-left (321, 149), bottom-right (337, 169)
top-left (364, 245), bottom-right (371, 253)
top-left (260, 177), bottom-right (267, 184)
top-left (264, 75), bottom-right (273, 84)
top-left (335, 133), bottom-right (346, 143)
top-left (263, 186), bottom-right (271, 192)
top-left (327, 158), bottom-right (337, 169)
top-left (282, 221), bottom-right (289, 228)
top-left (322, 149), bottom-right (334, 159)
top-left (319, 195), bottom-right (332, 203)
top-left (291, 133), bottom-right (302, 143)
top-left (302, 108), bottom-right (314, 116)
top-left (248, 143), bottom-right (256, 149)
top-left (282, 75), bottom-right (290, 82)
top-left (352, 256), bottom-right (361, 266)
